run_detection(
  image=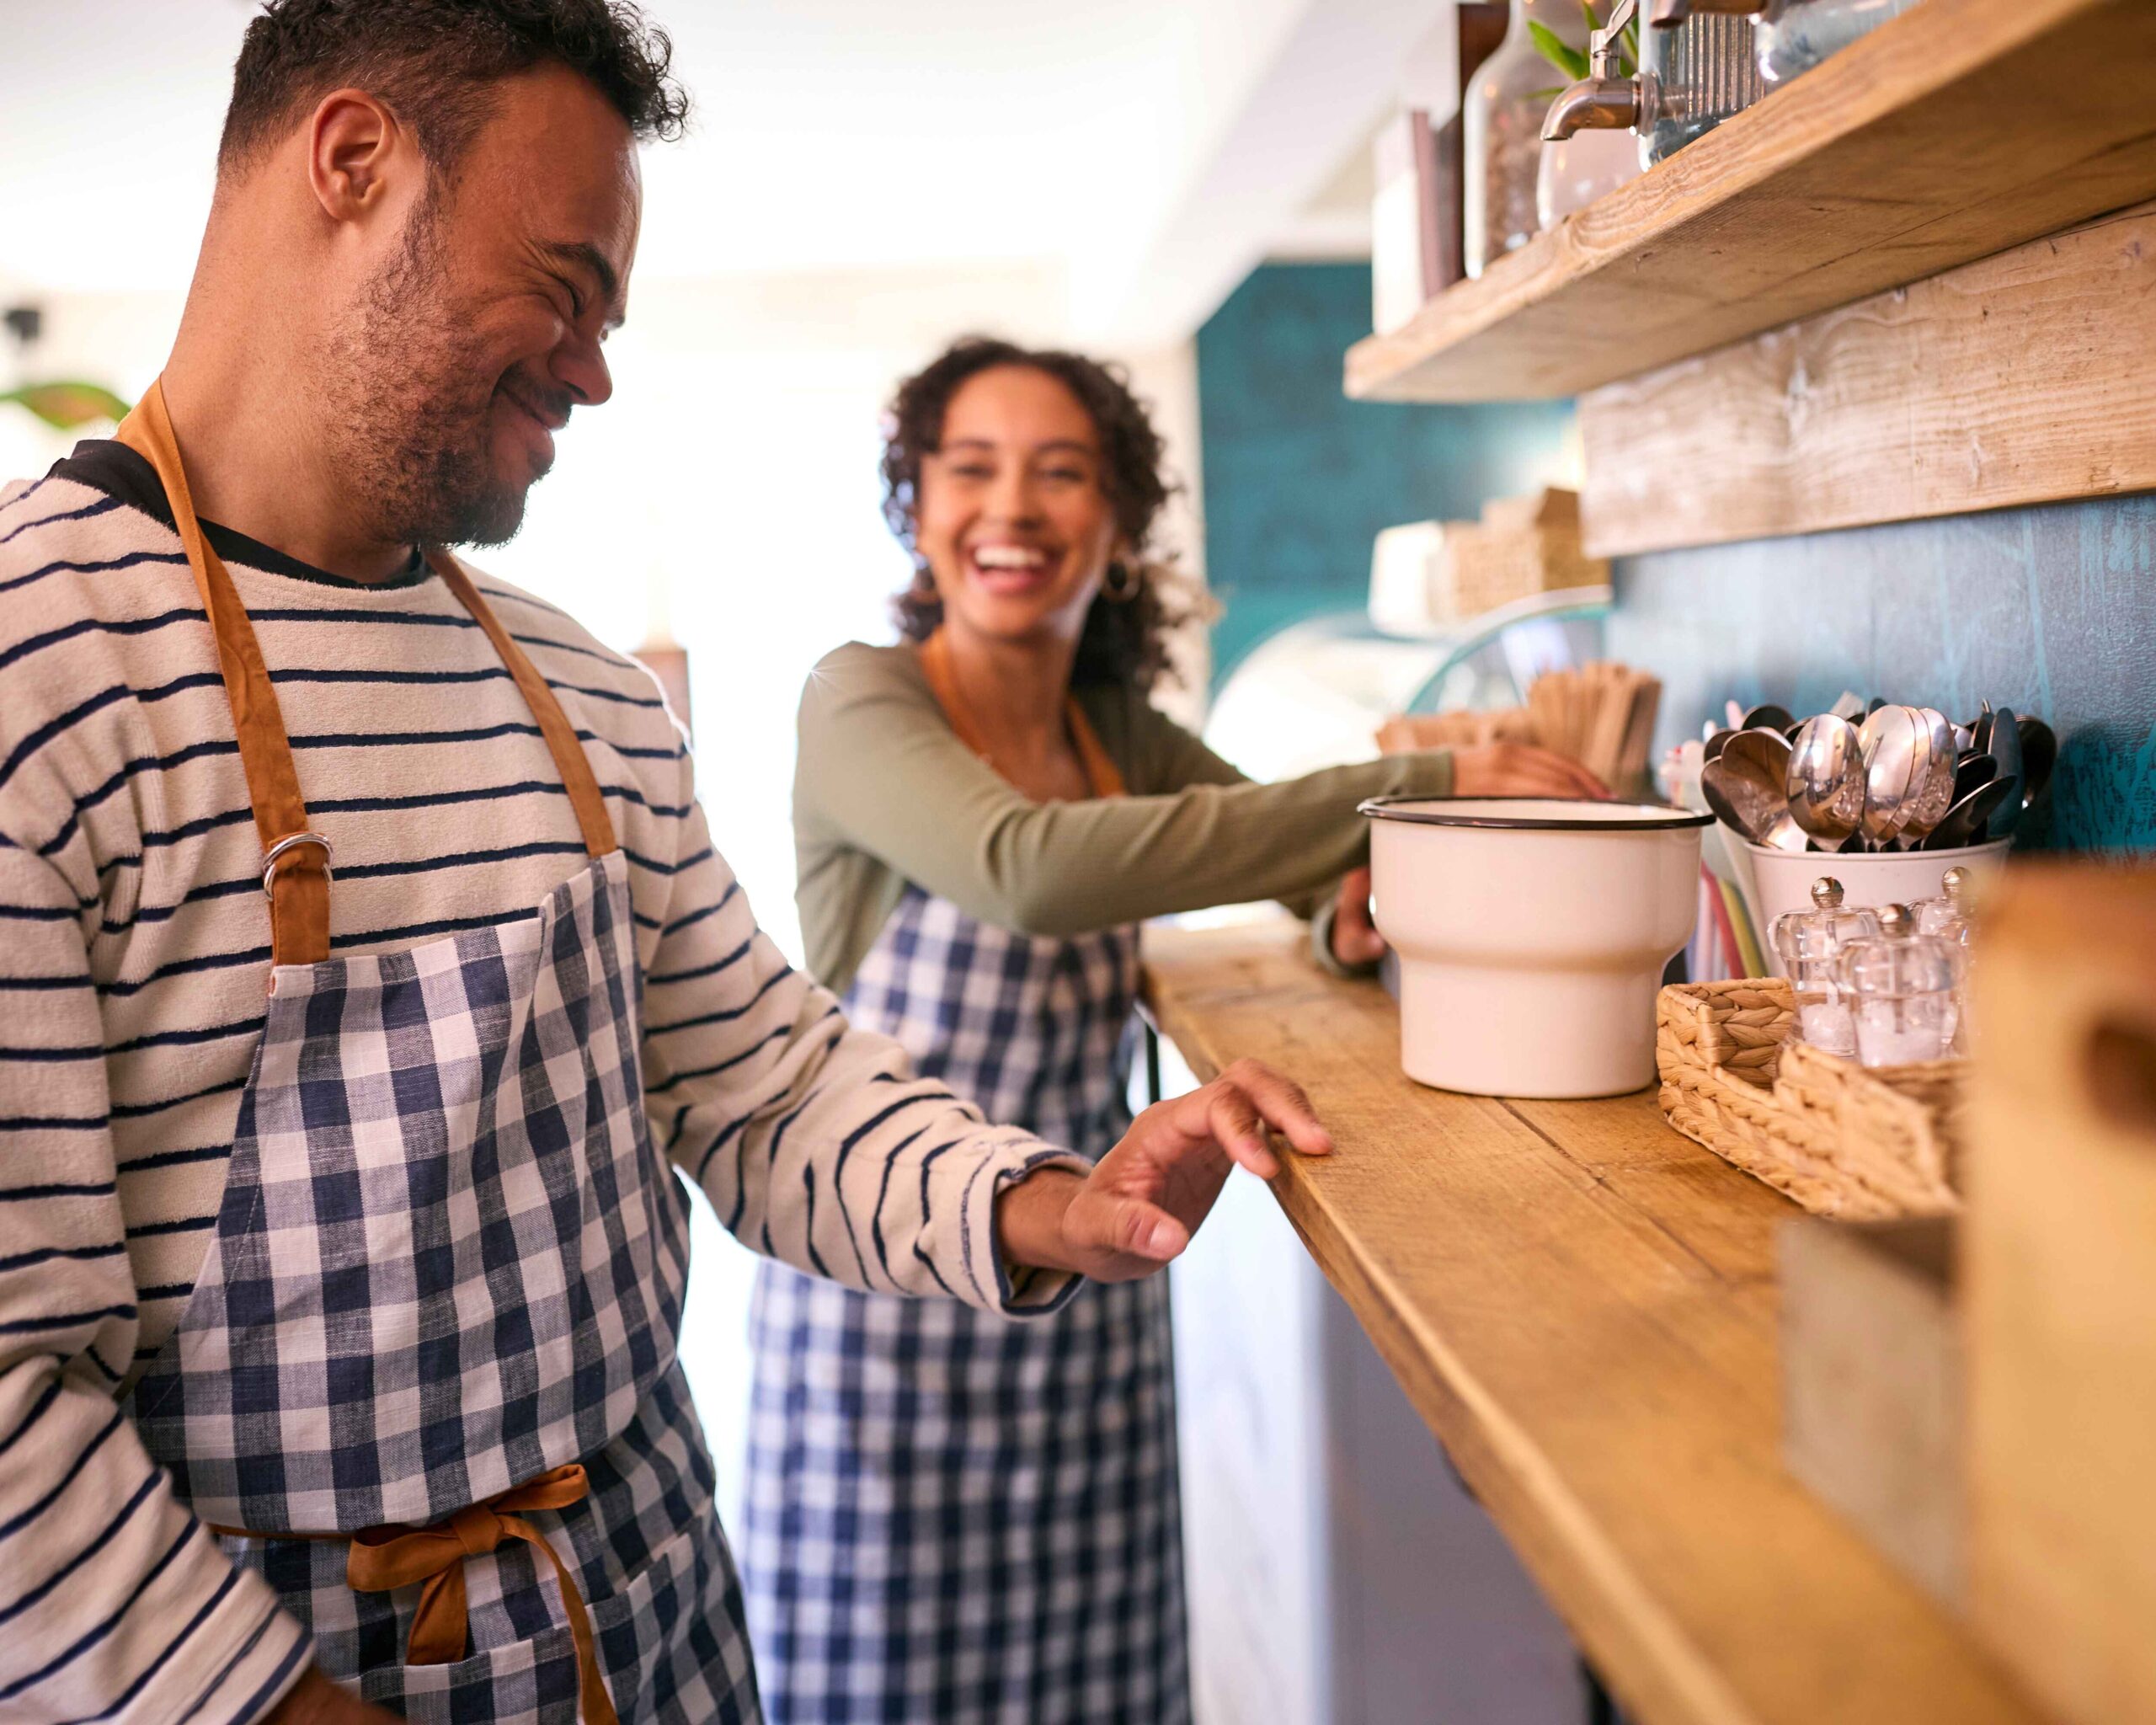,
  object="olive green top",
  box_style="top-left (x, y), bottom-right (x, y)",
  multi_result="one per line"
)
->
top-left (792, 641), bottom-right (1455, 994)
